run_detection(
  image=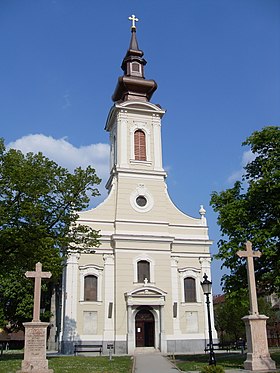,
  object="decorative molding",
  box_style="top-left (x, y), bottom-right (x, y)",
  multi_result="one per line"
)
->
top-left (130, 184), bottom-right (154, 213)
